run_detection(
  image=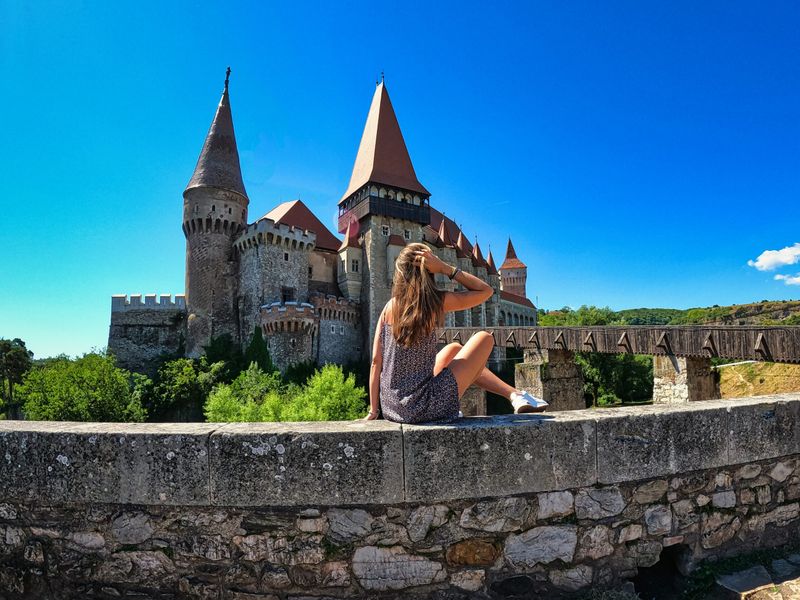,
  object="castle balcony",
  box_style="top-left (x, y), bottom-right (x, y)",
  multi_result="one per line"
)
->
top-left (259, 301), bottom-right (319, 334)
top-left (338, 196), bottom-right (430, 233)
